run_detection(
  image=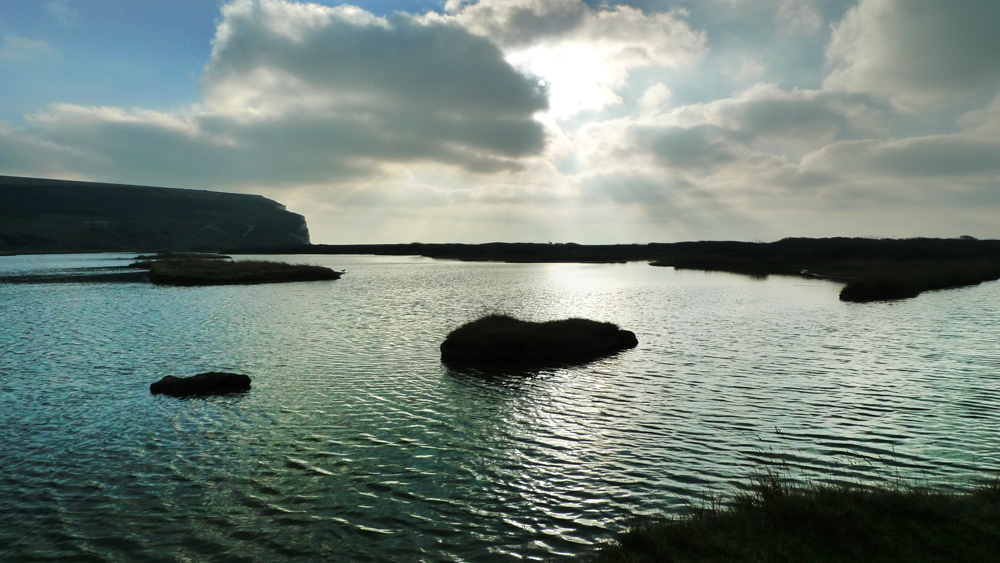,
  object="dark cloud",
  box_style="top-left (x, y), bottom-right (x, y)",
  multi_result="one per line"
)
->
top-left (634, 124), bottom-right (740, 171)
top-left (616, 85), bottom-right (888, 174)
top-left (724, 92), bottom-right (864, 142)
top-left (206, 2), bottom-right (547, 121)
